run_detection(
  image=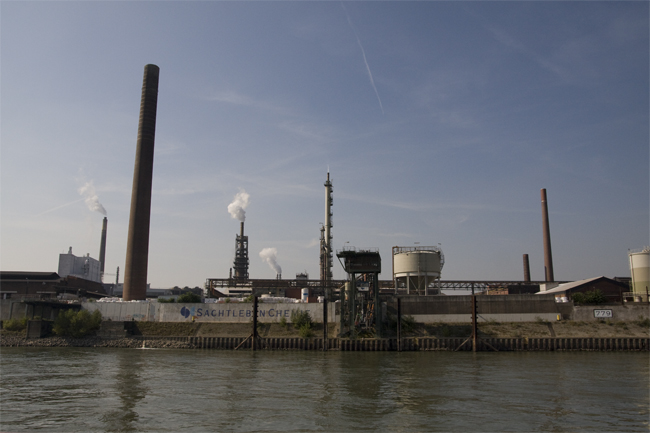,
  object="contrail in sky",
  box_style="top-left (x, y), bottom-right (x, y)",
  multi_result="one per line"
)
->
top-left (38, 198), bottom-right (85, 216)
top-left (341, 2), bottom-right (384, 114)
